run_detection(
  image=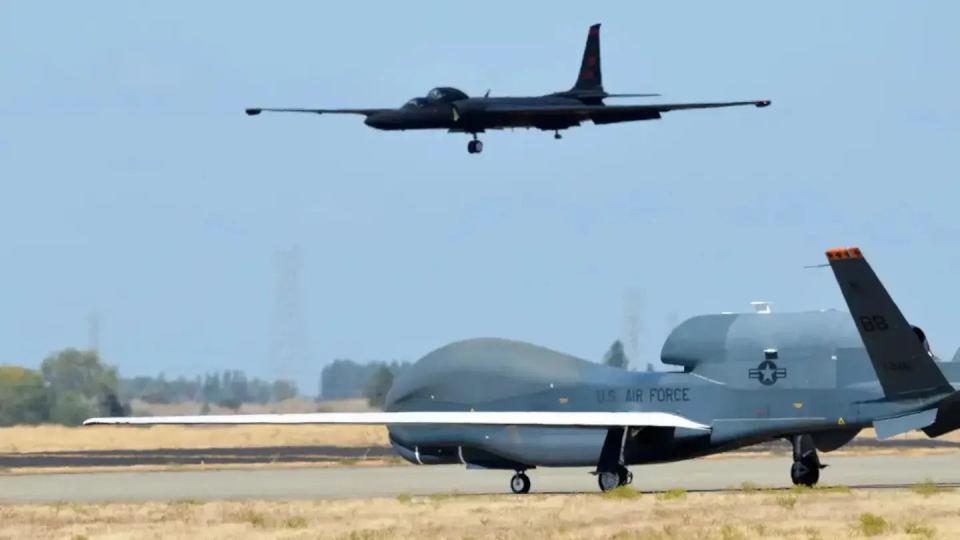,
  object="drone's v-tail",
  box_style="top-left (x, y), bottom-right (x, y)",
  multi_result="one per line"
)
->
top-left (825, 247), bottom-right (951, 399)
